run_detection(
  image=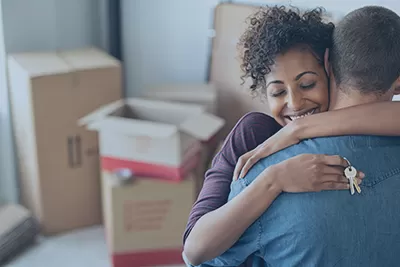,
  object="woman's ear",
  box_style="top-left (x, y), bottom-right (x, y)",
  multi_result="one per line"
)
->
top-left (324, 48), bottom-right (330, 75)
